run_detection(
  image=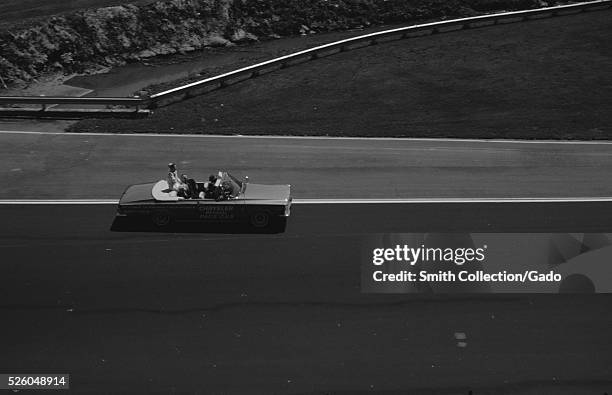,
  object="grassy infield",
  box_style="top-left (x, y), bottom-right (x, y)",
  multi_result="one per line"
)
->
top-left (70, 8), bottom-right (612, 140)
